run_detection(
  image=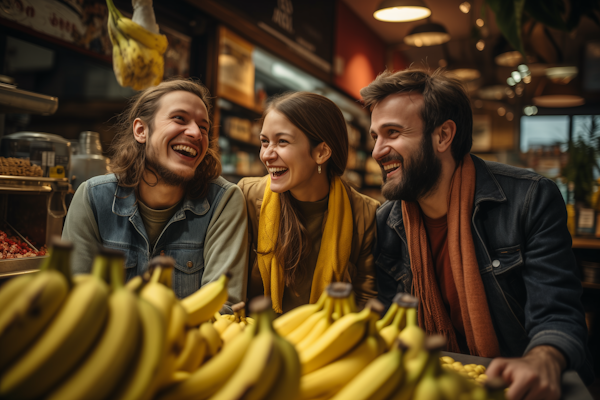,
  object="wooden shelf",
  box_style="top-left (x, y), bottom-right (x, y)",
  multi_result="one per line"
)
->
top-left (572, 237), bottom-right (600, 249)
top-left (582, 281), bottom-right (600, 290)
